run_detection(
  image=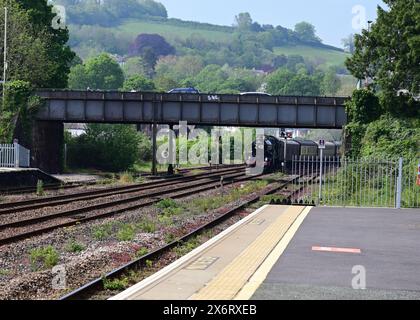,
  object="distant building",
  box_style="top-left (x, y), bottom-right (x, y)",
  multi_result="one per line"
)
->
top-left (109, 54), bottom-right (126, 67)
top-left (65, 123), bottom-right (86, 137)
